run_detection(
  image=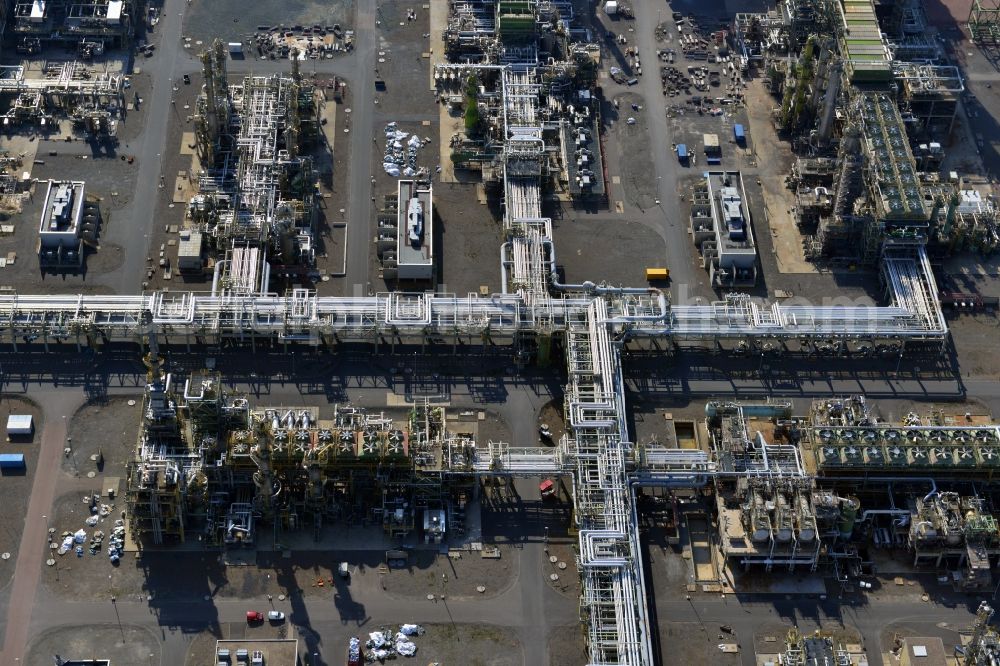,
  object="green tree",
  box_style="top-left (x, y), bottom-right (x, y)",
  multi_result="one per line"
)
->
top-left (464, 102), bottom-right (480, 134)
top-left (463, 74), bottom-right (481, 135)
